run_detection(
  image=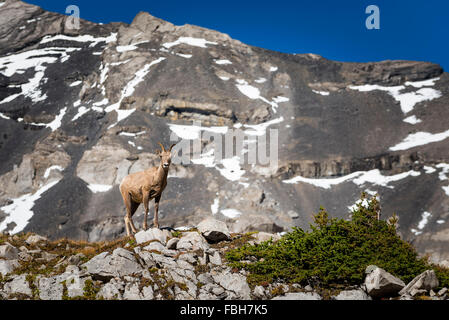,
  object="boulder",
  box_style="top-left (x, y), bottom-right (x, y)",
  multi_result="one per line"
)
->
top-left (123, 281), bottom-right (144, 300)
top-left (197, 218), bottom-right (231, 243)
top-left (399, 270), bottom-right (439, 297)
top-left (135, 228), bottom-right (170, 245)
top-left (60, 265), bottom-right (88, 298)
top-left (97, 278), bottom-right (125, 300)
top-left (143, 241), bottom-right (166, 252)
top-left (364, 266), bottom-right (405, 298)
top-left (166, 238), bottom-right (179, 250)
top-left (208, 250), bottom-right (222, 265)
top-left (251, 232), bottom-right (281, 245)
top-left (38, 275), bottom-right (64, 300)
top-left (3, 274), bottom-right (32, 297)
top-left (25, 234), bottom-right (47, 245)
top-left (0, 243), bottom-right (19, 260)
top-left (252, 285), bottom-right (267, 299)
top-left (0, 259), bottom-right (20, 276)
top-left (271, 292), bottom-right (322, 300)
top-left (212, 269), bottom-right (251, 300)
top-left (333, 289), bottom-right (372, 300)
top-left (176, 232), bottom-right (210, 252)
top-left (81, 248), bottom-right (143, 280)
